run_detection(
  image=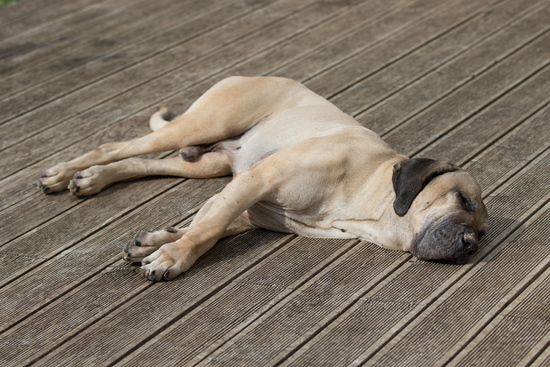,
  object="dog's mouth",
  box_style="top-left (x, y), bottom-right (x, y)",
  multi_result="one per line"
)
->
top-left (411, 216), bottom-right (478, 264)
